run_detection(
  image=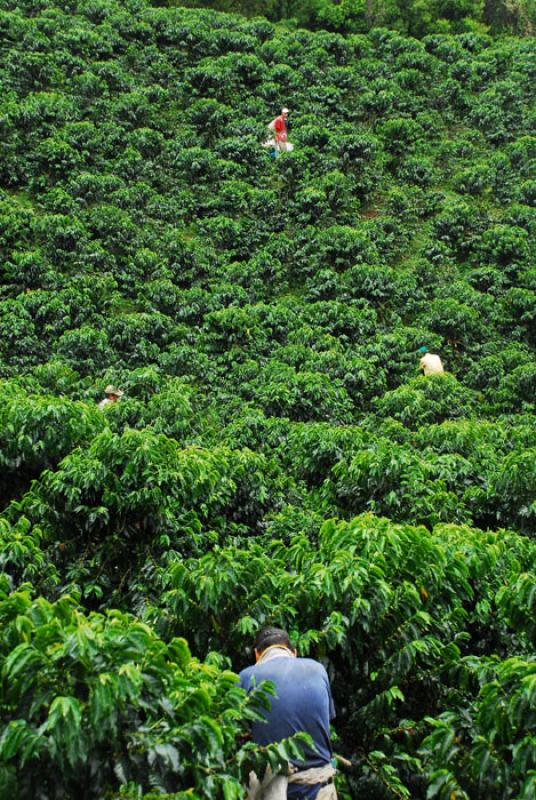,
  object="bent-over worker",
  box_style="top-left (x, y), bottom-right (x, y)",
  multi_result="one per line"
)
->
top-left (418, 346), bottom-right (444, 376)
top-left (239, 626), bottom-right (336, 799)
